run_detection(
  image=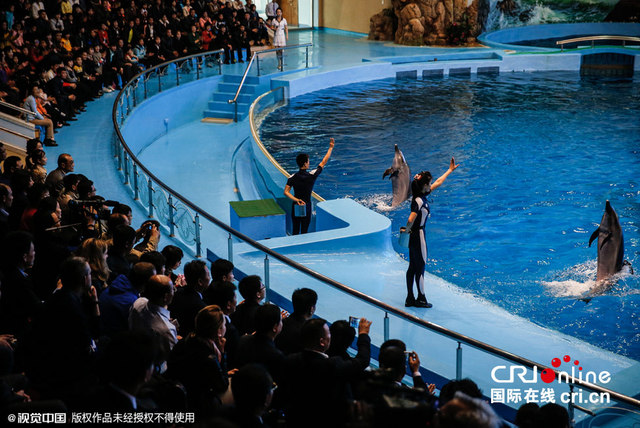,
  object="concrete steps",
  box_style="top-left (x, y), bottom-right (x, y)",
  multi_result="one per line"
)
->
top-left (203, 74), bottom-right (269, 122)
